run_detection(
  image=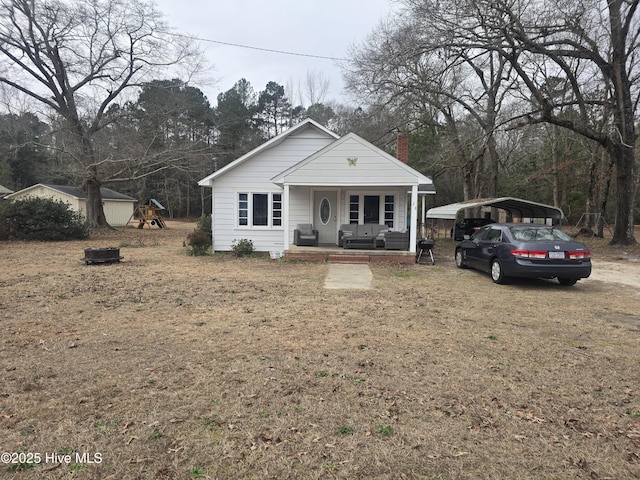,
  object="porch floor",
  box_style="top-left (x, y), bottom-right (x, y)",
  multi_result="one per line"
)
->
top-left (285, 244), bottom-right (416, 264)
